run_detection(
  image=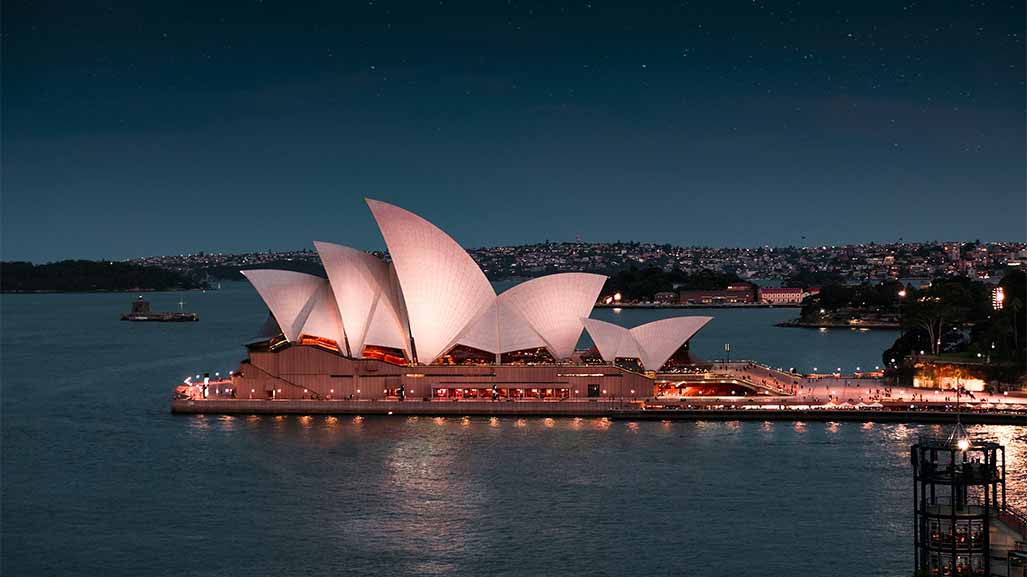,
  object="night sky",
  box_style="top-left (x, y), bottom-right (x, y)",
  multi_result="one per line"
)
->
top-left (3, 1), bottom-right (1024, 262)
